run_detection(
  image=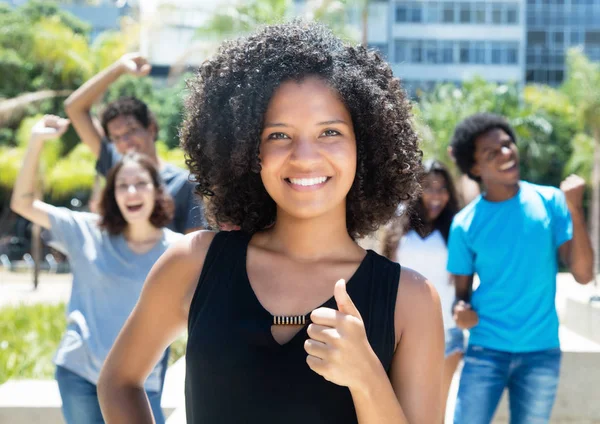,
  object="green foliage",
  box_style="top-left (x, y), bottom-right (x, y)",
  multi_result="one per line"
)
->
top-left (0, 302), bottom-right (187, 384)
top-left (46, 144), bottom-right (97, 200)
top-left (415, 76), bottom-right (583, 188)
top-left (0, 147), bottom-right (24, 190)
top-left (0, 303), bottom-right (66, 385)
